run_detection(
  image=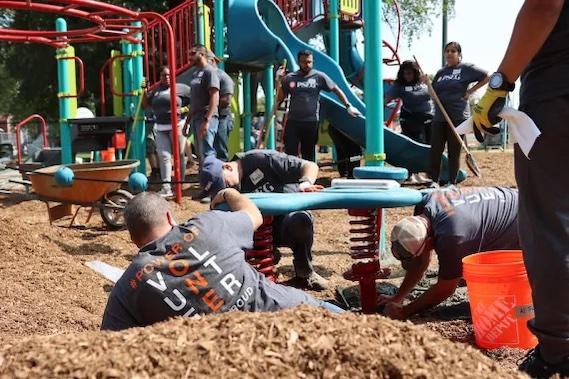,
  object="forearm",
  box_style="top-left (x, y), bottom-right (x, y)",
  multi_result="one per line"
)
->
top-left (219, 94), bottom-right (232, 109)
top-left (221, 189), bottom-right (262, 229)
top-left (402, 280), bottom-right (458, 317)
top-left (469, 76), bottom-right (490, 93)
top-left (497, 0), bottom-right (564, 82)
top-left (300, 161), bottom-right (319, 183)
top-left (273, 88), bottom-right (285, 116)
top-left (333, 87), bottom-right (350, 107)
top-left (393, 255), bottom-right (430, 302)
top-left (205, 91), bottom-right (219, 120)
